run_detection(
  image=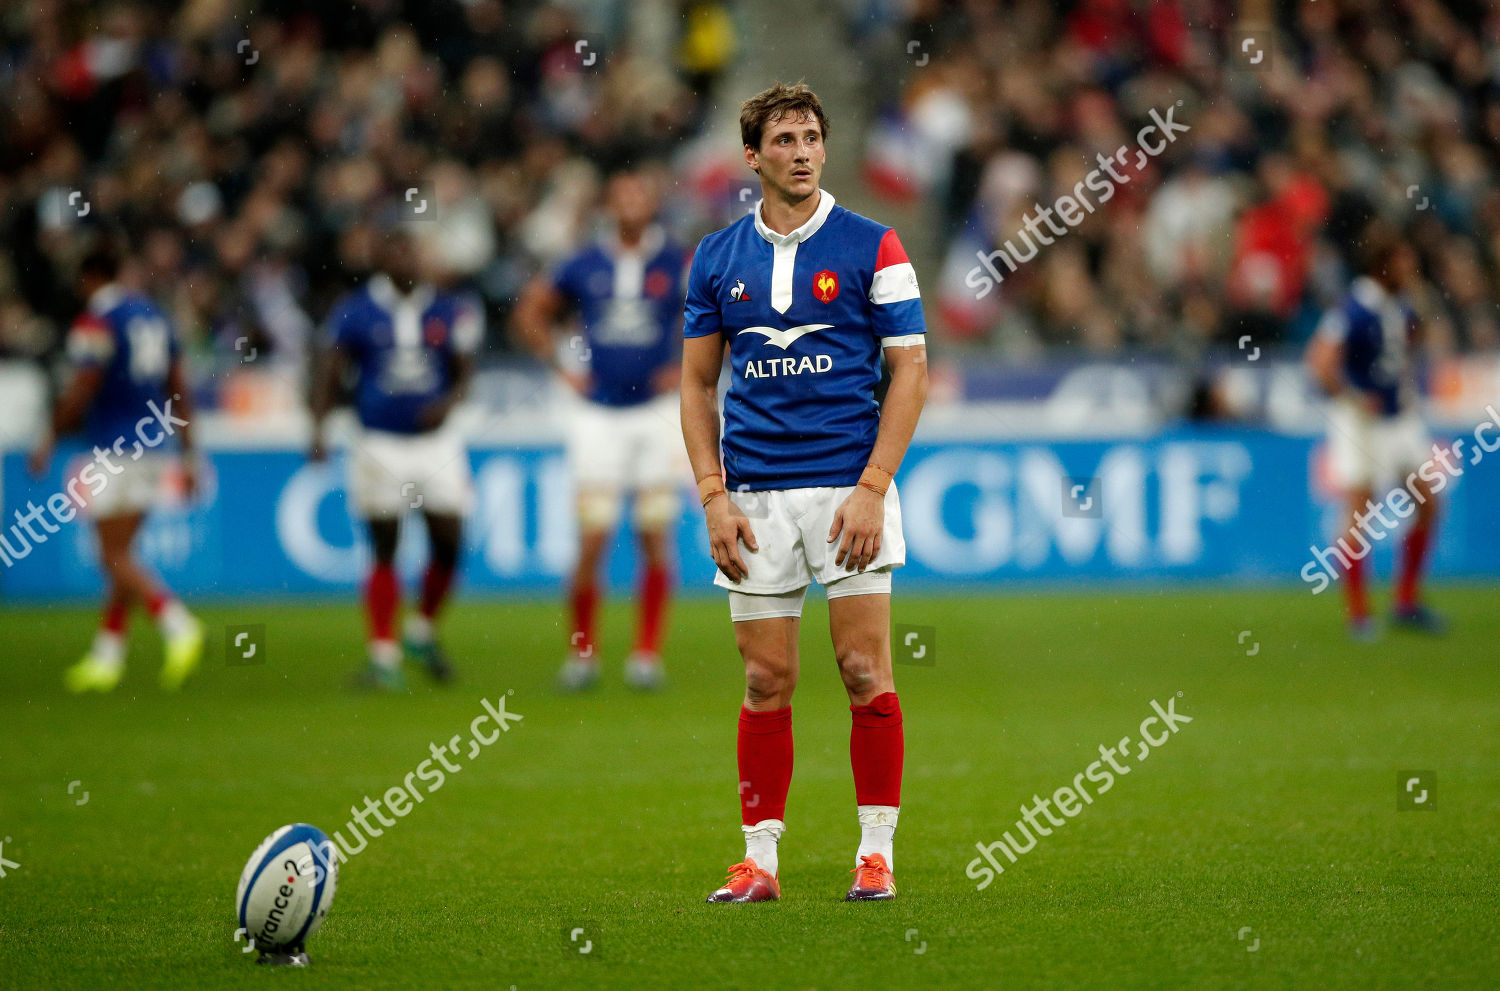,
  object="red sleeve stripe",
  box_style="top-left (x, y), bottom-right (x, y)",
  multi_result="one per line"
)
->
top-left (875, 228), bottom-right (910, 270)
top-left (71, 313), bottom-right (110, 335)
top-left (67, 316), bottom-right (116, 363)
